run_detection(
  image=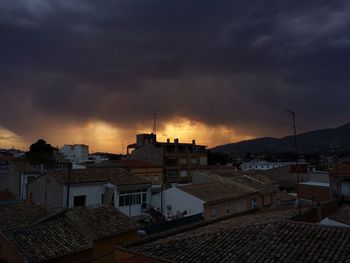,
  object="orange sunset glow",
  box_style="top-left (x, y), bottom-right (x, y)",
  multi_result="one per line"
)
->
top-left (0, 119), bottom-right (252, 153)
